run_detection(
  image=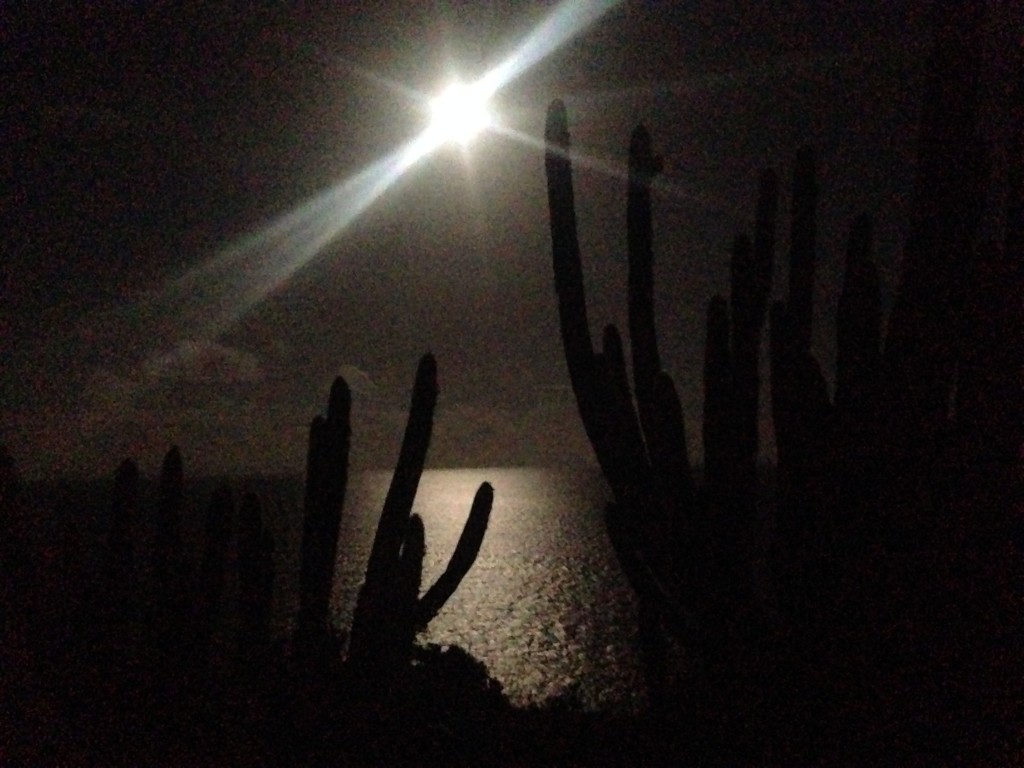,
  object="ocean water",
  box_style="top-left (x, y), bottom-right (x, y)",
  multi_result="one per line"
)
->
top-left (24, 467), bottom-right (647, 712)
top-left (311, 466), bottom-right (643, 712)
top-left (266, 467), bottom-right (646, 711)
top-left (369, 468), bottom-right (643, 710)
